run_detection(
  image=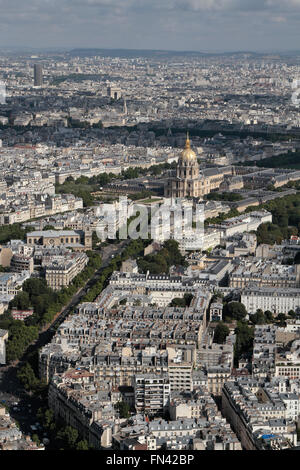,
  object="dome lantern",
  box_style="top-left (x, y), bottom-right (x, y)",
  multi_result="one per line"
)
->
top-left (180, 132), bottom-right (197, 162)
